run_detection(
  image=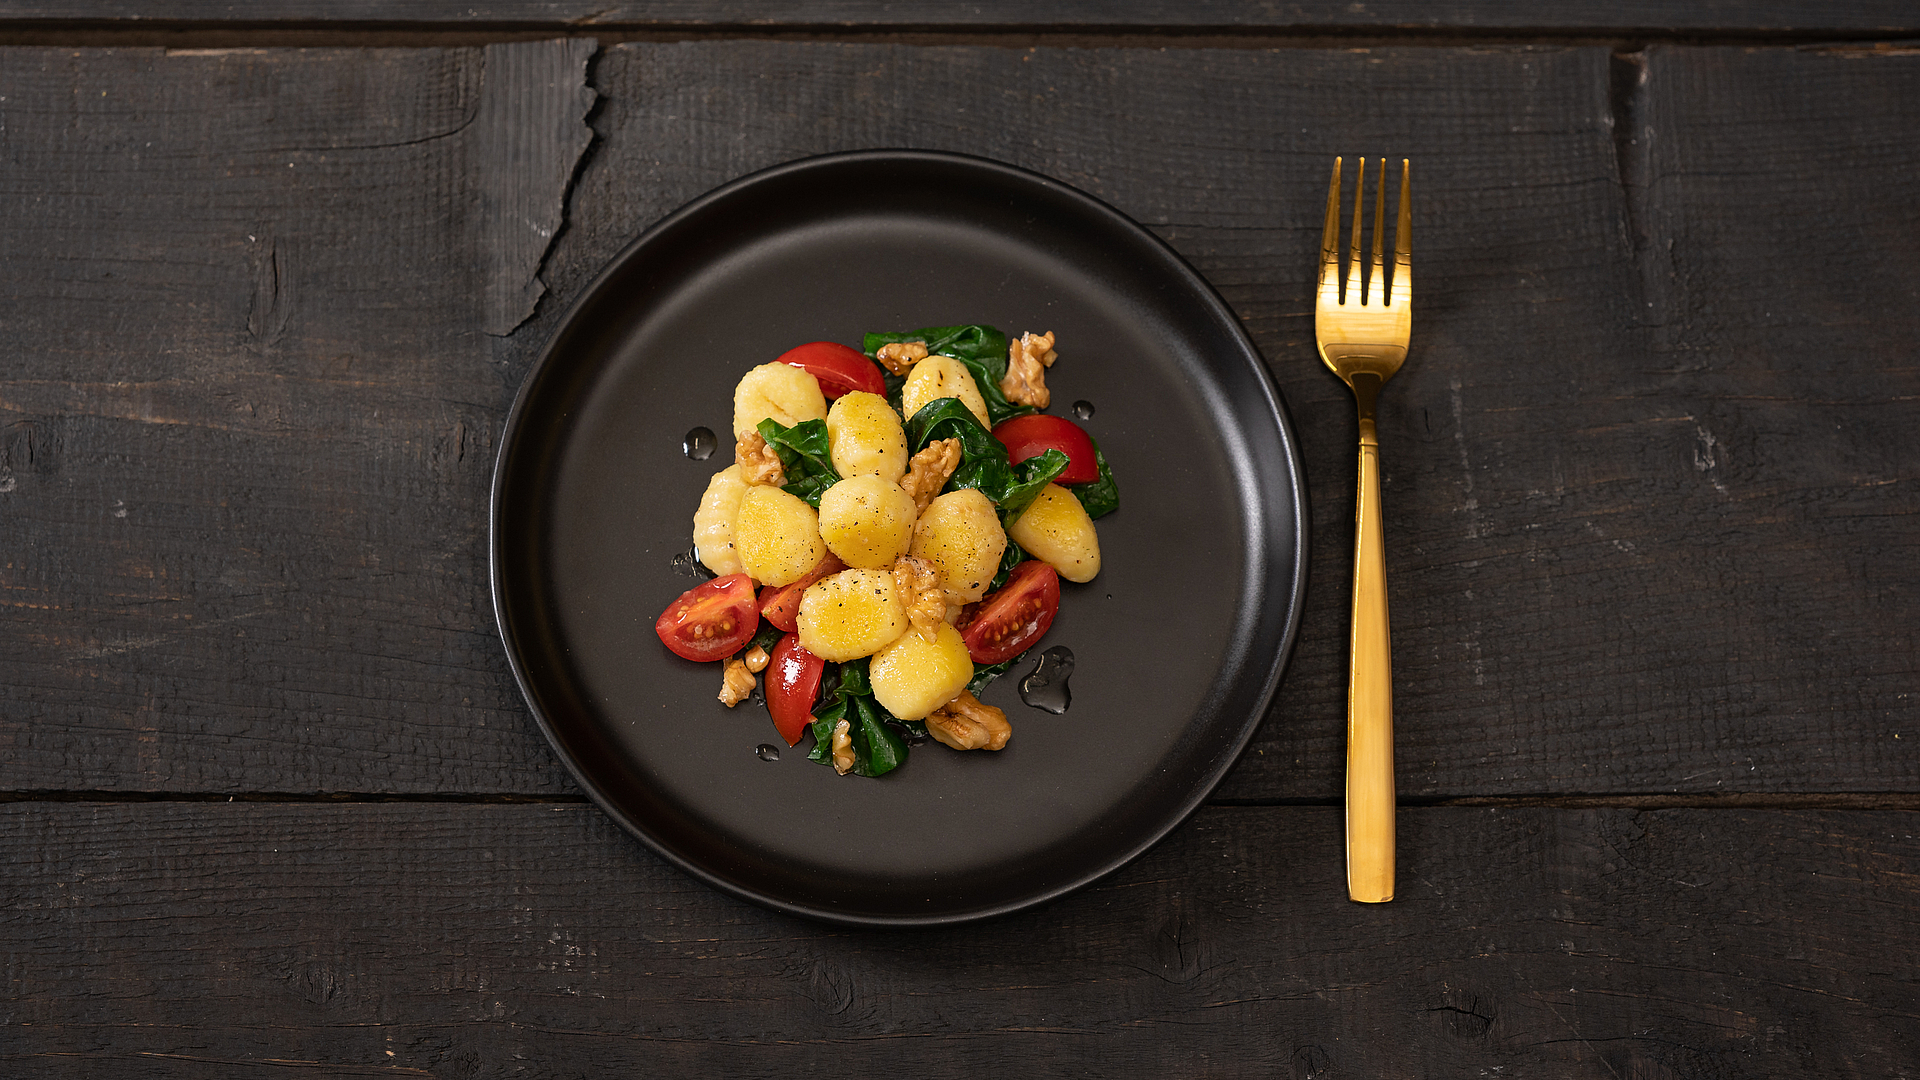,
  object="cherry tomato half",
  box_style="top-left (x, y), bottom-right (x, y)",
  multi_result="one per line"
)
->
top-left (776, 341), bottom-right (886, 399)
top-left (757, 551), bottom-right (848, 632)
top-left (990, 413), bottom-right (1099, 484)
top-left (961, 560), bottom-right (1060, 664)
top-left (655, 573), bottom-right (760, 662)
top-left (765, 632), bottom-right (827, 746)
